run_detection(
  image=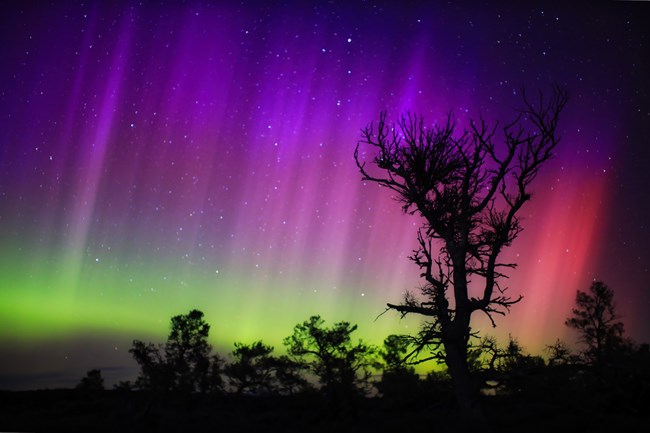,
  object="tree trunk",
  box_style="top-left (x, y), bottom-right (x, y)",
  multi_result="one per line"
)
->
top-left (444, 338), bottom-right (487, 430)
